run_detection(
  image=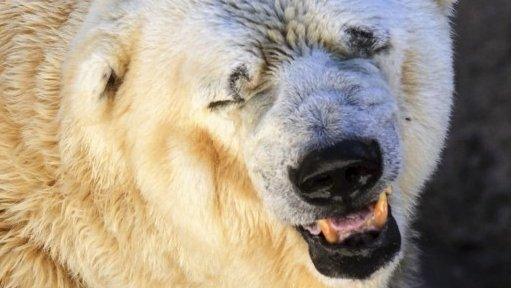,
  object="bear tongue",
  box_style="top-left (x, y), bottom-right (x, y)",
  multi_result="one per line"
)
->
top-left (303, 190), bottom-right (390, 244)
top-left (302, 209), bottom-right (372, 240)
top-left (330, 208), bottom-right (373, 230)
top-left (318, 208), bottom-right (373, 243)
